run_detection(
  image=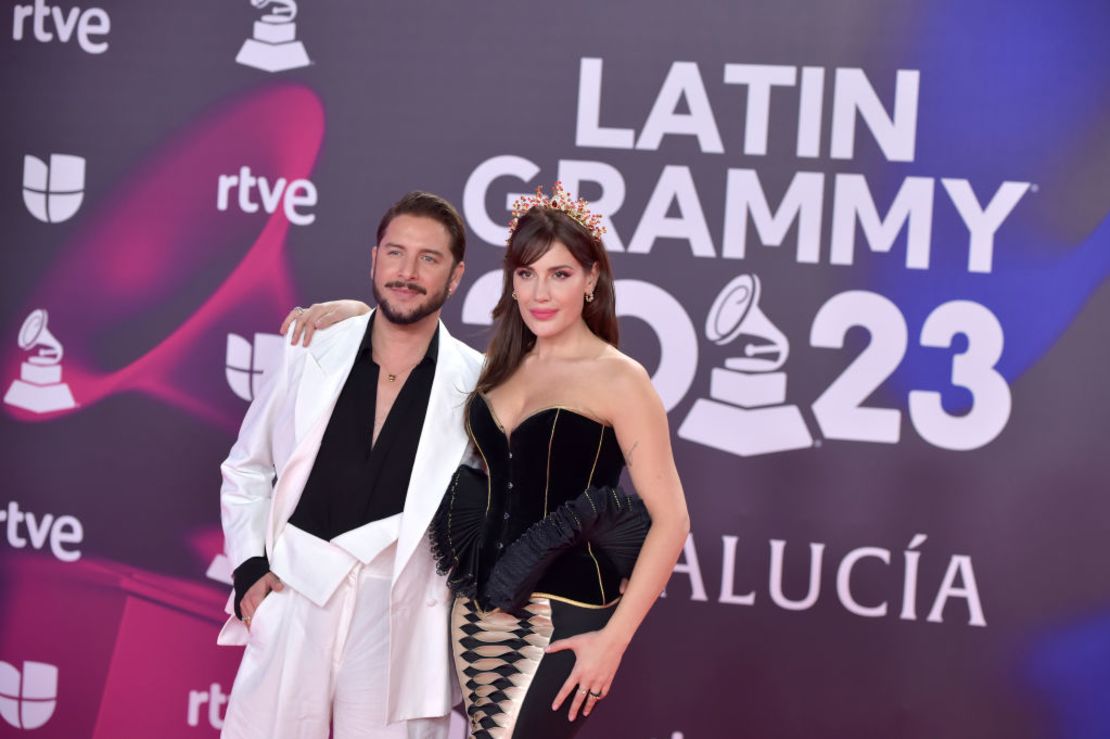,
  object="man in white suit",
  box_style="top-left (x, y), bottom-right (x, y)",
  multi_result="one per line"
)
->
top-left (218, 192), bottom-right (483, 739)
